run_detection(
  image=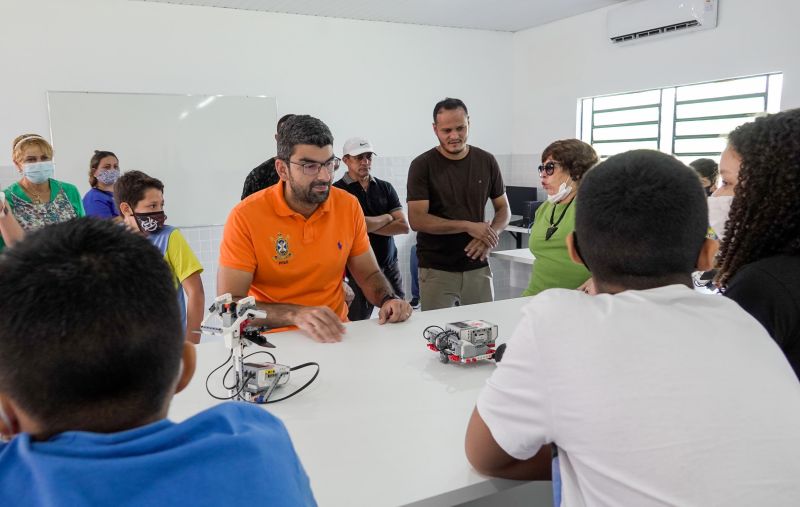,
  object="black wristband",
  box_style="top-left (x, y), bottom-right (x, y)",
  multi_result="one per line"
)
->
top-left (379, 294), bottom-right (400, 307)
